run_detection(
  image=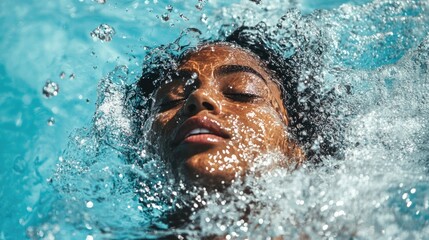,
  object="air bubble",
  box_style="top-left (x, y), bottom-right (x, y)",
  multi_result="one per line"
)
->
top-left (94, 0), bottom-right (106, 3)
top-left (59, 72), bottom-right (65, 79)
top-left (90, 24), bottom-right (116, 42)
top-left (42, 80), bottom-right (59, 98)
top-left (166, 5), bottom-right (173, 12)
